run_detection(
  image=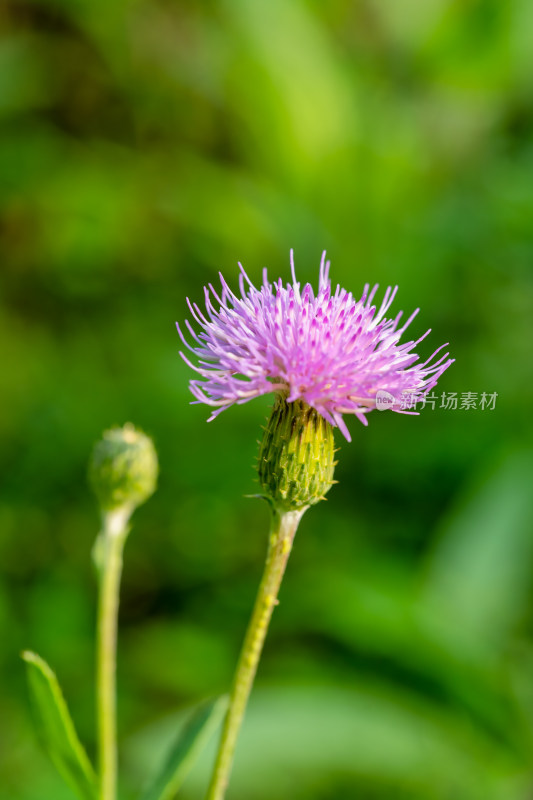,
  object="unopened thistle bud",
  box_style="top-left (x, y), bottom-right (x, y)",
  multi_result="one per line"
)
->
top-left (89, 424), bottom-right (158, 515)
top-left (258, 396), bottom-right (336, 512)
